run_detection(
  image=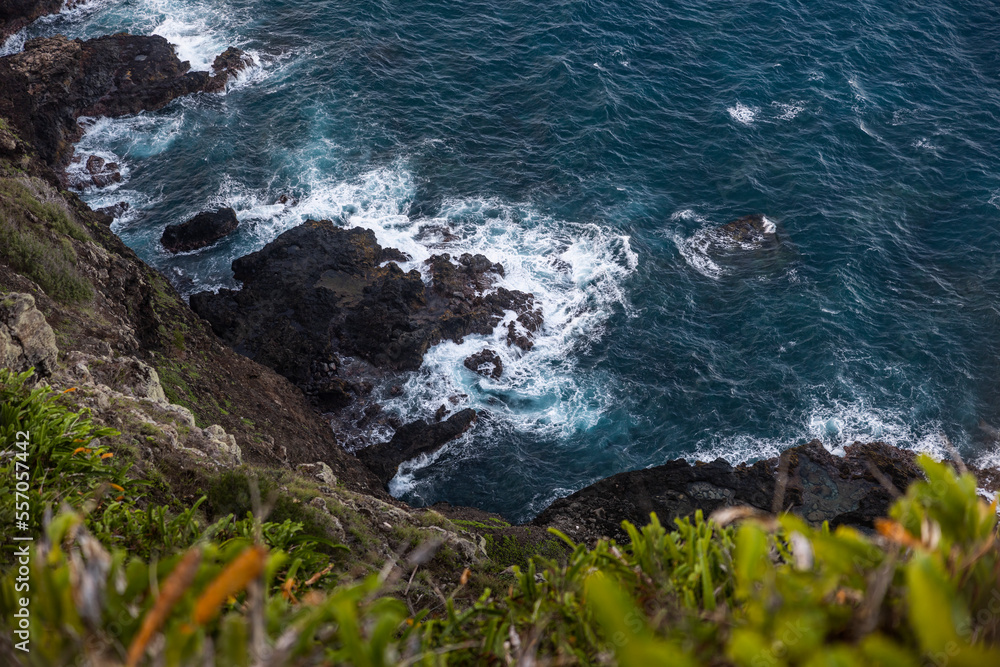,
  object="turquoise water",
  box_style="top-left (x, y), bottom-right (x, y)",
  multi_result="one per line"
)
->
top-left (7, 0), bottom-right (1000, 520)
